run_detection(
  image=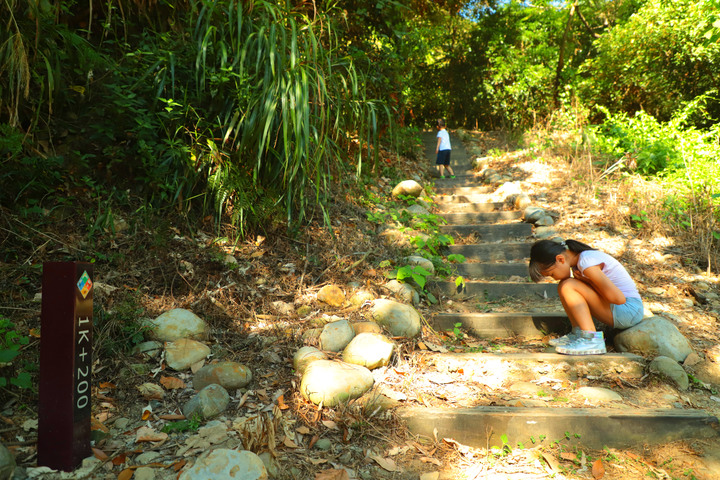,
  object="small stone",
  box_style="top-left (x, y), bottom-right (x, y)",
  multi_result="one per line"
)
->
top-left (683, 352), bottom-right (703, 367)
top-left (145, 308), bottom-right (207, 342)
top-left (132, 341), bottom-right (164, 358)
top-left (342, 333), bottom-right (395, 370)
top-left (649, 356), bottom-right (690, 391)
top-left (300, 360), bottom-right (374, 407)
top-left (385, 280), bottom-right (419, 305)
top-left (514, 193), bottom-right (532, 210)
top-left (352, 322), bottom-right (383, 335)
top-left (293, 346), bottom-right (328, 375)
top-left (178, 449), bottom-right (267, 480)
top-left (319, 319), bottom-right (355, 352)
top-left (368, 299), bottom-right (422, 338)
top-left (349, 289), bottom-right (375, 306)
top-left (133, 466), bottom-right (155, 480)
top-left (271, 301), bottom-right (294, 316)
top-left (404, 256), bottom-right (435, 275)
top-left (507, 382), bottom-right (542, 396)
top-left (297, 305), bottom-right (313, 317)
top-left (576, 386), bottom-right (623, 403)
top-left (391, 180), bottom-right (424, 198)
top-left (193, 361), bottom-right (253, 391)
top-left (165, 339), bottom-right (211, 371)
top-left (314, 438), bottom-right (333, 451)
top-left (182, 384), bottom-right (230, 420)
top-left (647, 287), bottom-right (666, 295)
top-left (317, 285), bottom-right (346, 307)
top-left (135, 452), bottom-right (161, 465)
